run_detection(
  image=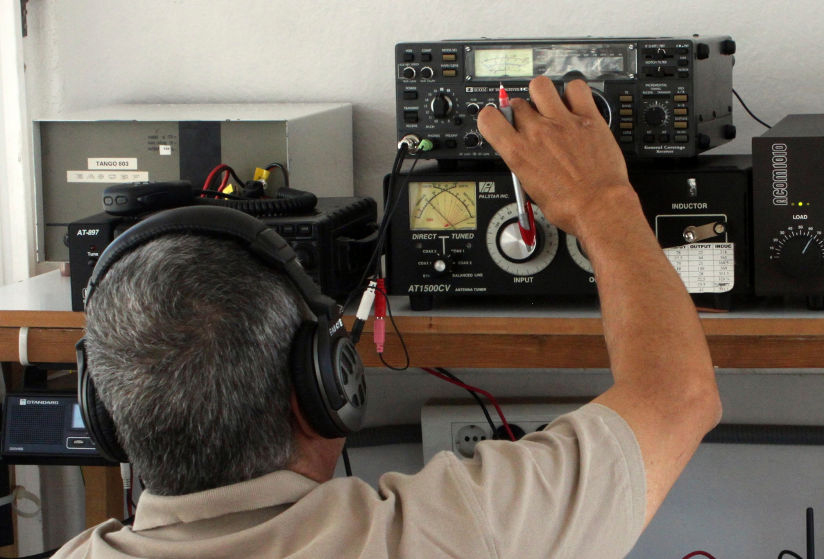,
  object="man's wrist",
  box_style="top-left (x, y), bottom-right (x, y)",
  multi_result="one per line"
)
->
top-left (574, 185), bottom-right (647, 257)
